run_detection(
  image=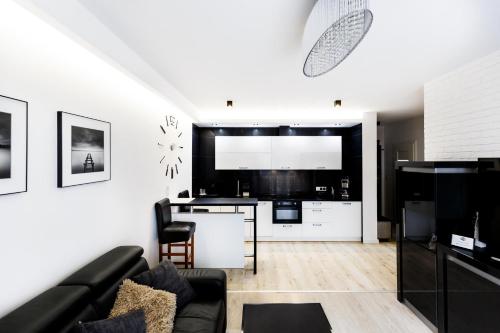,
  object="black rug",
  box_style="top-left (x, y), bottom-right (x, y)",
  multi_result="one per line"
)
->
top-left (242, 303), bottom-right (331, 333)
